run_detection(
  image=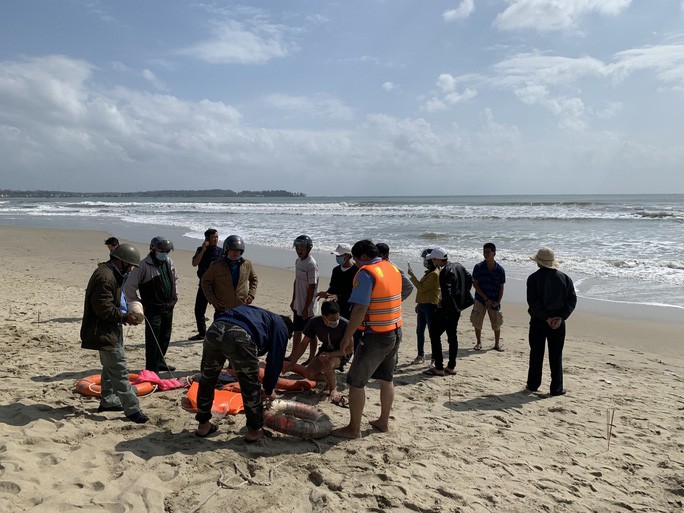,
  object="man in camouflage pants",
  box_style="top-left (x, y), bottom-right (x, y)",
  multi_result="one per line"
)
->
top-left (194, 305), bottom-right (293, 443)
